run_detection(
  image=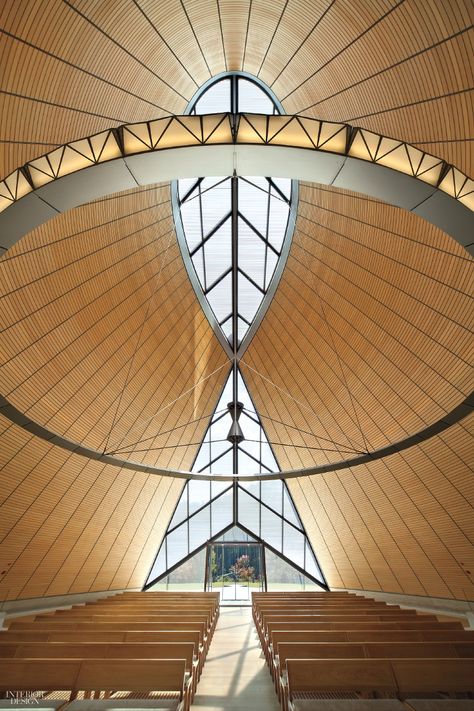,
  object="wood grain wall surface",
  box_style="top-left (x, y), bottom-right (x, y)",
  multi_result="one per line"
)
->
top-left (287, 410), bottom-right (474, 601)
top-left (0, 186), bottom-right (229, 466)
top-left (0, 0), bottom-right (472, 177)
top-left (242, 186), bottom-right (474, 600)
top-left (0, 0), bottom-right (472, 600)
top-left (0, 411), bottom-right (184, 600)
